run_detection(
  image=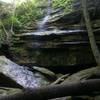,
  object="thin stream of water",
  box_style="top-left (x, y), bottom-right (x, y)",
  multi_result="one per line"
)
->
top-left (38, 0), bottom-right (52, 31)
